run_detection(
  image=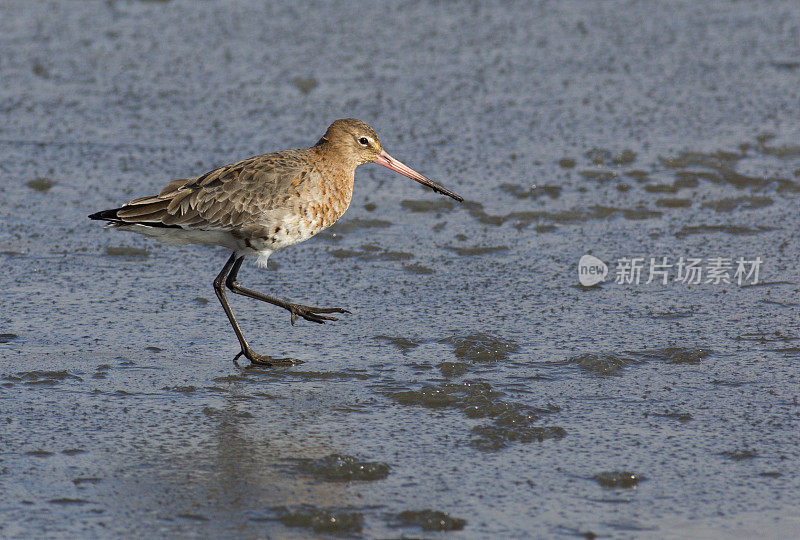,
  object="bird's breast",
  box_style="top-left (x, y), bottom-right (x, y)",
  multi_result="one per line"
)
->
top-left (251, 169), bottom-right (354, 249)
top-left (303, 167), bottom-right (355, 230)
